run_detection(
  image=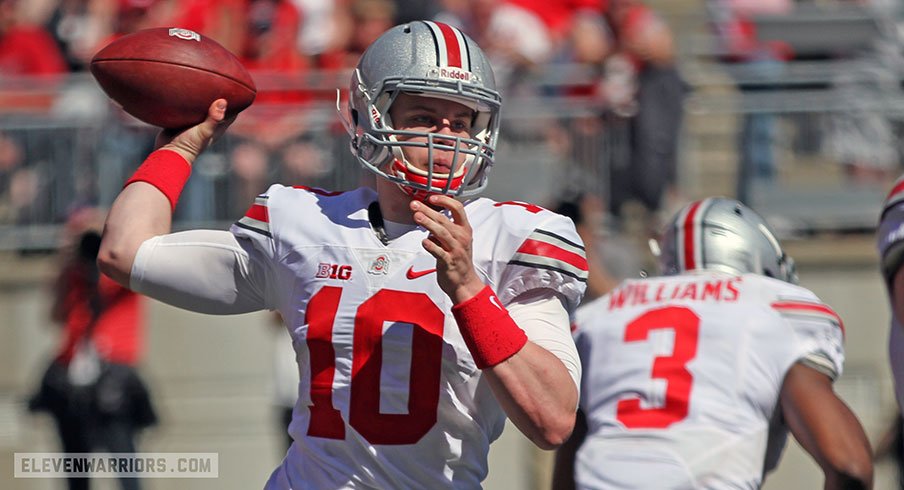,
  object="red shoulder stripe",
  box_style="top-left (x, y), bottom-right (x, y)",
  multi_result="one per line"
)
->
top-left (244, 203), bottom-right (269, 223)
top-left (770, 300), bottom-right (845, 336)
top-left (516, 239), bottom-right (589, 272)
